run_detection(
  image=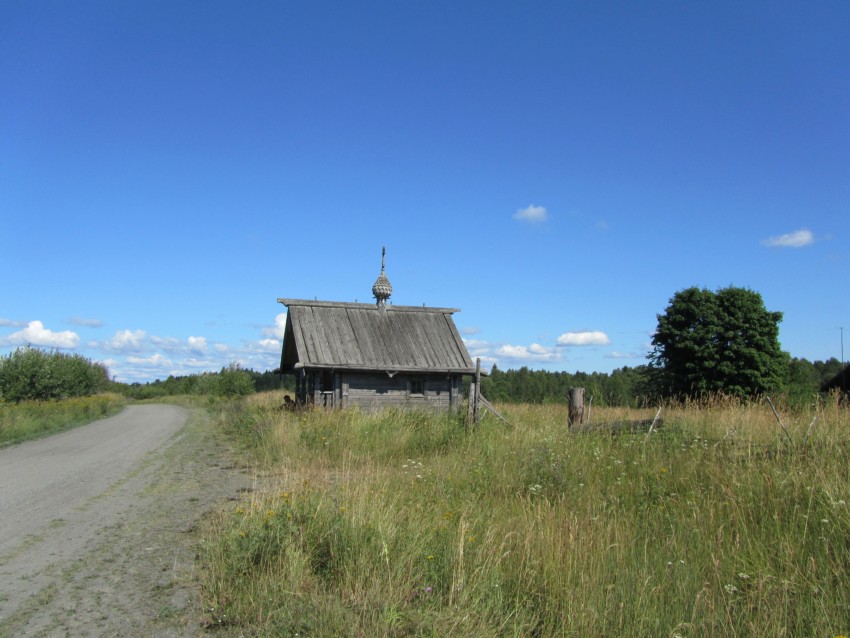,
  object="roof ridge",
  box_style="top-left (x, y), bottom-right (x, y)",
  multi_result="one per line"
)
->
top-left (278, 298), bottom-right (460, 314)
